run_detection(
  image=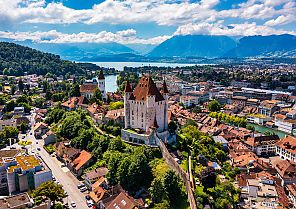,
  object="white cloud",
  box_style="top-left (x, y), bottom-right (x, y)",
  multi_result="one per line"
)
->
top-left (264, 14), bottom-right (295, 26)
top-left (174, 22), bottom-right (296, 36)
top-left (0, 29), bottom-right (171, 45)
